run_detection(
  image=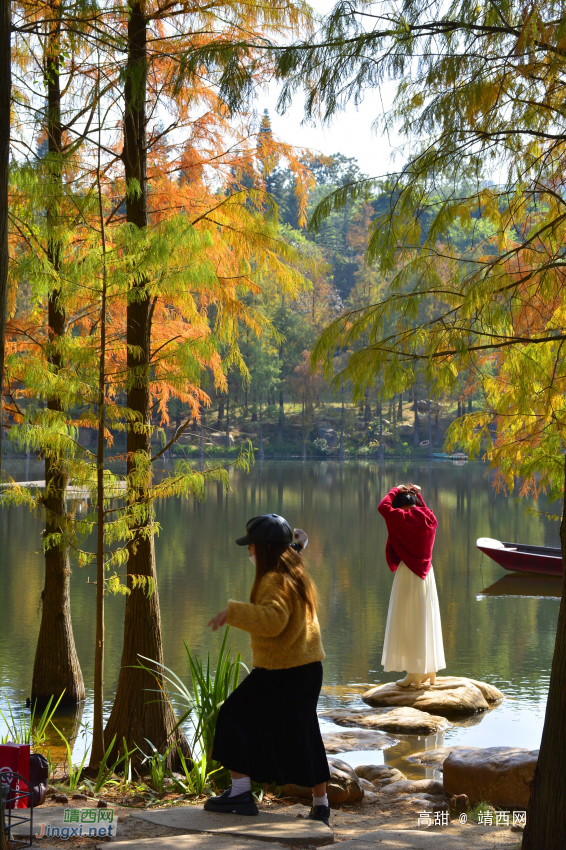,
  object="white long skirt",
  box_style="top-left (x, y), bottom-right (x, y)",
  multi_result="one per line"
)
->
top-left (381, 561), bottom-right (446, 674)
